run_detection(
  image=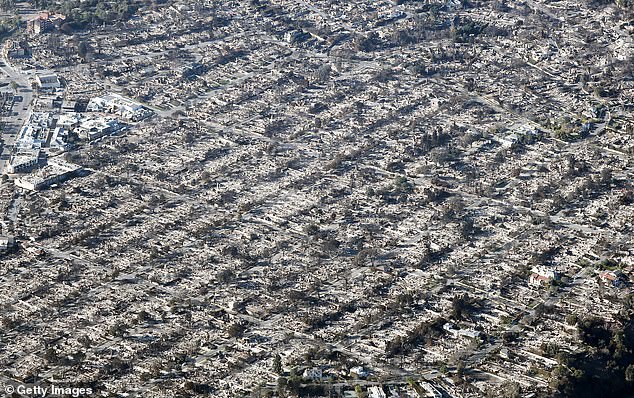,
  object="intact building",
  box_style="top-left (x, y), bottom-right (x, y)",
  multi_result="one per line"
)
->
top-left (26, 11), bottom-right (66, 35)
top-left (87, 93), bottom-right (153, 121)
top-left (36, 74), bottom-right (62, 90)
top-left (76, 118), bottom-right (122, 141)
